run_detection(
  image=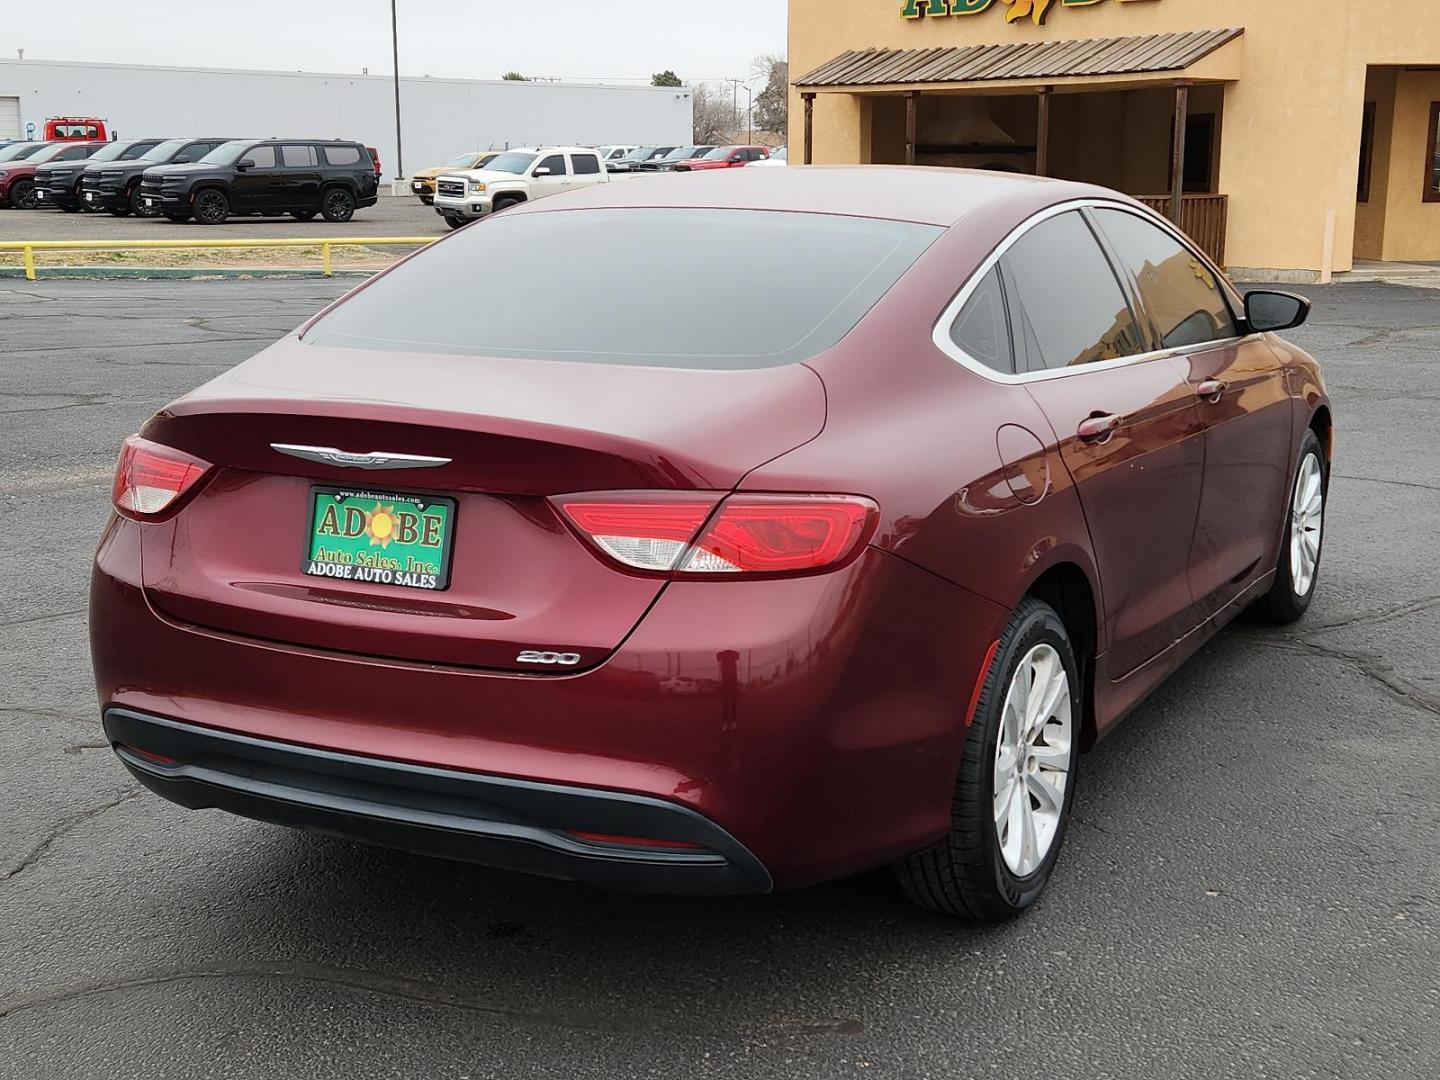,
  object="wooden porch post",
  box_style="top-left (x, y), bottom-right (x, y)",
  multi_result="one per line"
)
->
top-left (1036, 86), bottom-right (1052, 177)
top-left (905, 90), bottom-right (920, 165)
top-left (1169, 83), bottom-right (1190, 226)
top-left (803, 92), bottom-right (815, 165)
